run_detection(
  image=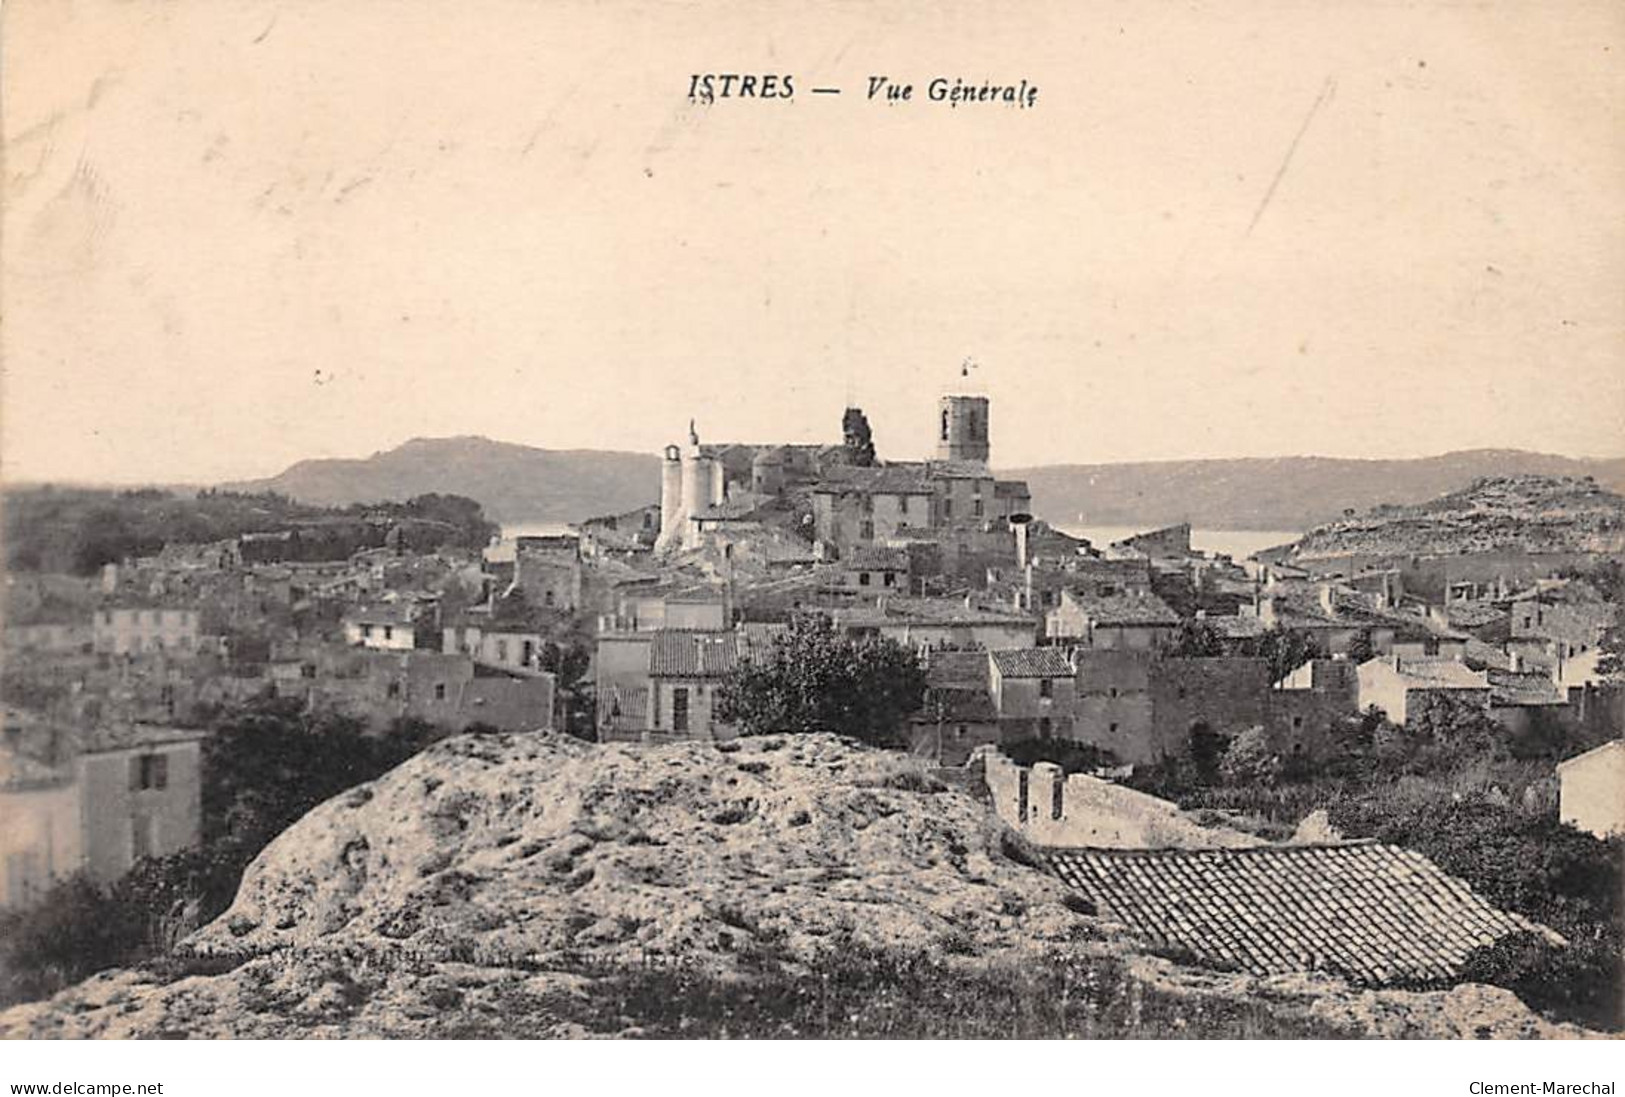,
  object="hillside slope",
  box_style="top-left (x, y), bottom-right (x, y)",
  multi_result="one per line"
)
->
top-left (1288, 475), bottom-right (1625, 561)
top-left (0, 733), bottom-right (1581, 1039)
top-left (1007, 450), bottom-right (1625, 531)
top-left (223, 437), bottom-right (659, 526)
